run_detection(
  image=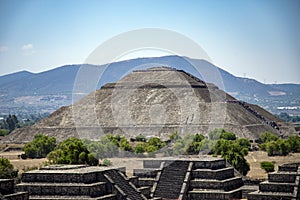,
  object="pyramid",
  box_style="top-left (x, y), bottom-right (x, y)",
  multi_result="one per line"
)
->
top-left (3, 67), bottom-right (294, 143)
